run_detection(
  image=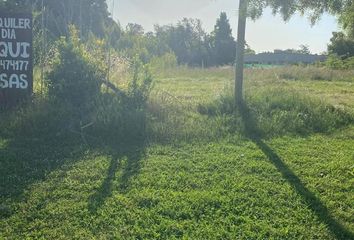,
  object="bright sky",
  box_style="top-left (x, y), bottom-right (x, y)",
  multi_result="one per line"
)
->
top-left (107, 0), bottom-right (339, 54)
